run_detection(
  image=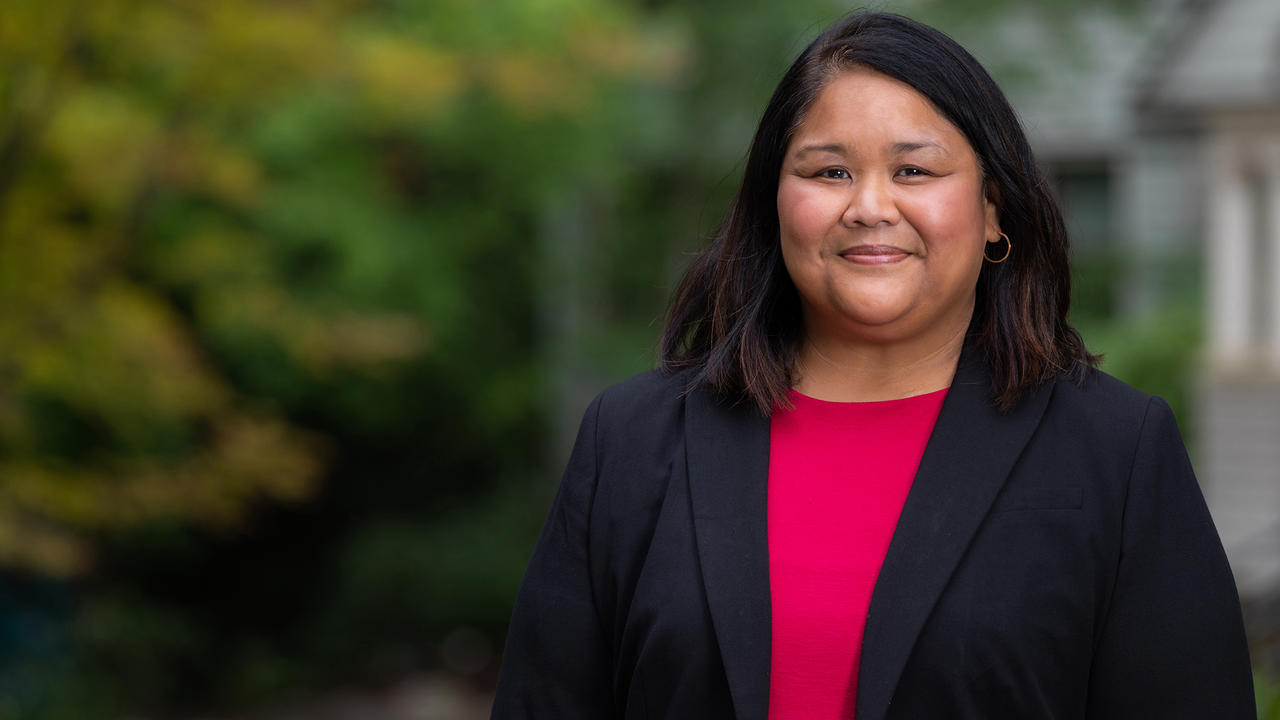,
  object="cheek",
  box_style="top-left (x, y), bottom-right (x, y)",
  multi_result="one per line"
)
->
top-left (777, 182), bottom-right (837, 248)
top-left (912, 186), bottom-right (989, 254)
